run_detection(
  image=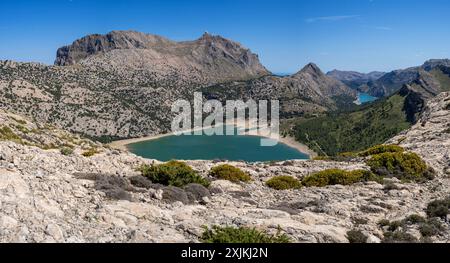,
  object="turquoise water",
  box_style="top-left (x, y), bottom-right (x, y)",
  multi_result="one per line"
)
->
top-left (127, 128), bottom-right (309, 162)
top-left (358, 92), bottom-right (378, 104)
